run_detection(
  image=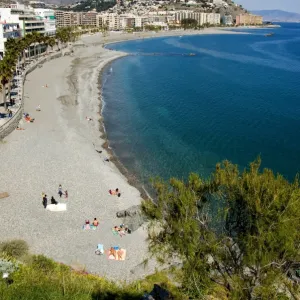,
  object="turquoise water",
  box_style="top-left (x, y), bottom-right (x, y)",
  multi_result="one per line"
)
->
top-left (102, 24), bottom-right (300, 187)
